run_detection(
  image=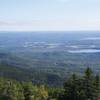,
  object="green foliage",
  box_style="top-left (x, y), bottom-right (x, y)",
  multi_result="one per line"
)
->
top-left (0, 78), bottom-right (49, 100)
top-left (48, 87), bottom-right (63, 100)
top-left (0, 78), bottom-right (25, 100)
top-left (58, 68), bottom-right (100, 100)
top-left (0, 68), bottom-right (99, 100)
top-left (0, 64), bottom-right (63, 86)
